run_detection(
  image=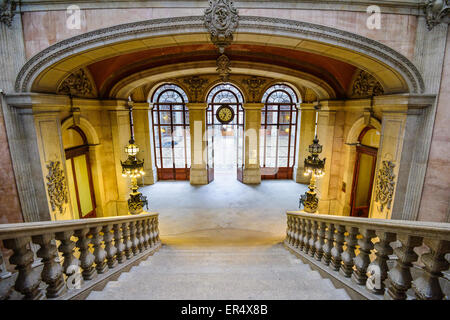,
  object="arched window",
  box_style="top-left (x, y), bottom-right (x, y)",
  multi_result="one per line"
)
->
top-left (206, 83), bottom-right (245, 181)
top-left (151, 84), bottom-right (190, 180)
top-left (63, 126), bottom-right (96, 219)
top-left (260, 84), bottom-right (300, 179)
